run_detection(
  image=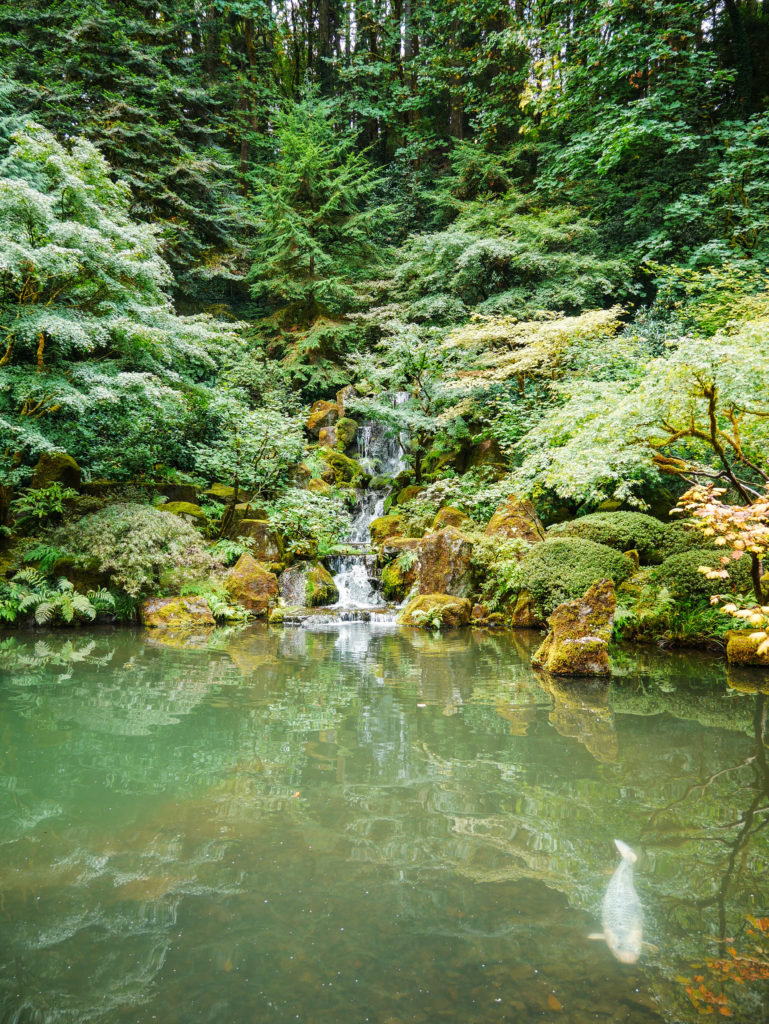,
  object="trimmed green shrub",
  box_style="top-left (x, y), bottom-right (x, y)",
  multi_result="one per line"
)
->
top-left (656, 521), bottom-right (719, 560)
top-left (652, 548), bottom-right (753, 602)
top-left (547, 511), bottom-right (666, 564)
top-left (510, 537), bottom-right (636, 616)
